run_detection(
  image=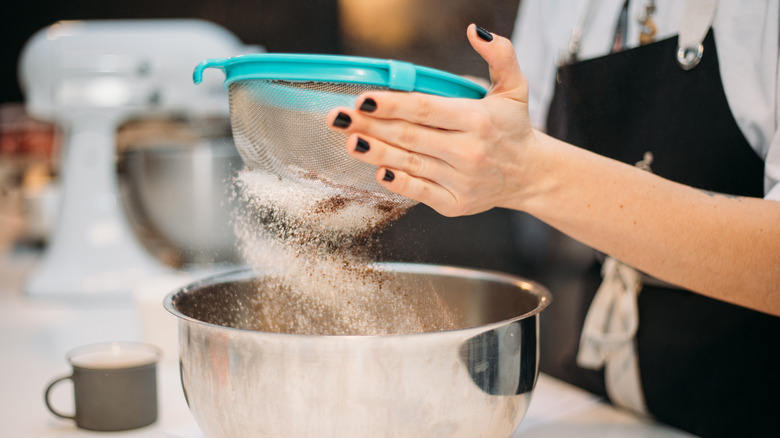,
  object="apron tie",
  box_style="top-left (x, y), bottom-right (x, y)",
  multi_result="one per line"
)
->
top-left (577, 256), bottom-right (649, 415)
